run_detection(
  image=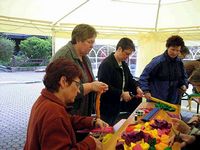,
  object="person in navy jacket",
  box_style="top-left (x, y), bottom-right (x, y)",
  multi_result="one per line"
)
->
top-left (139, 35), bottom-right (188, 104)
